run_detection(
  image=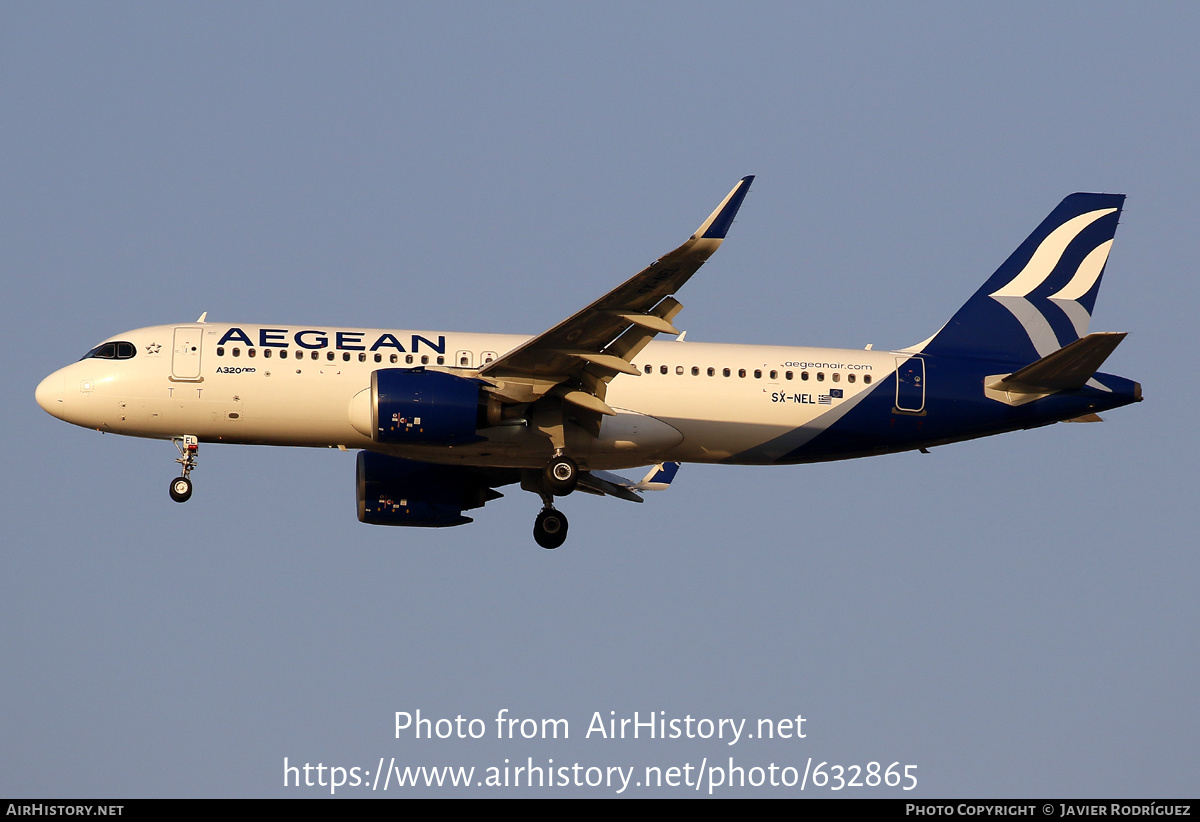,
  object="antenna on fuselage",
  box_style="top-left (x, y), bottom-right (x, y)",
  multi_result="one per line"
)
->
top-left (196, 312), bottom-right (208, 323)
